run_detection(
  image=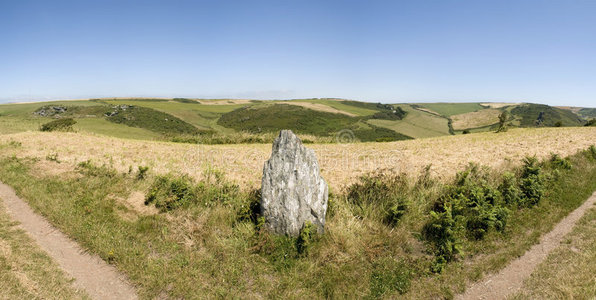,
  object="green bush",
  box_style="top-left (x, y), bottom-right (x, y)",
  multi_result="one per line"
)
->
top-left (423, 205), bottom-right (463, 272)
top-left (588, 145), bottom-right (596, 160)
top-left (369, 257), bottom-right (412, 297)
top-left (520, 157), bottom-right (545, 207)
top-left (499, 172), bottom-right (522, 205)
top-left (423, 164), bottom-right (510, 270)
top-left (136, 166), bottom-right (149, 180)
top-left (550, 153), bottom-right (572, 170)
top-left (145, 174), bottom-right (197, 211)
top-left (40, 118), bottom-right (77, 132)
top-left (585, 119), bottom-right (596, 126)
